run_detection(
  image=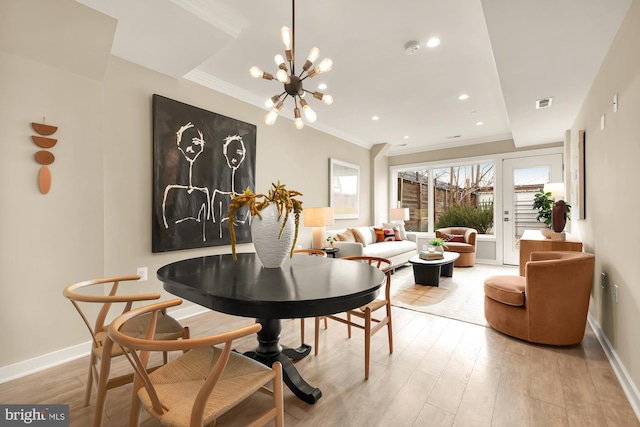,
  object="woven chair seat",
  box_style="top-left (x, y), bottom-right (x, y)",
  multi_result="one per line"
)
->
top-left (137, 343), bottom-right (277, 426)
